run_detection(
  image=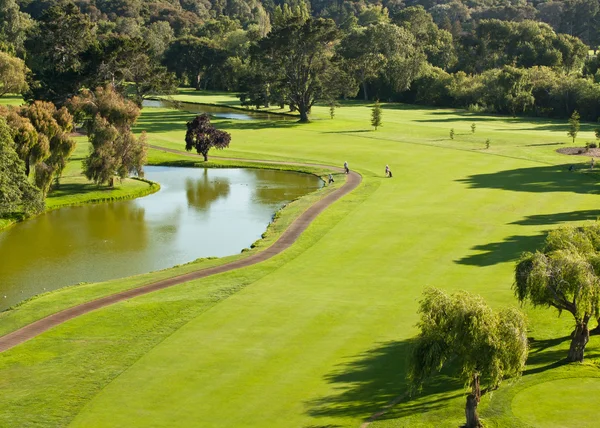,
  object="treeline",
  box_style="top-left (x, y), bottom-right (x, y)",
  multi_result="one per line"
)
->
top-left (1, 0), bottom-right (600, 122)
